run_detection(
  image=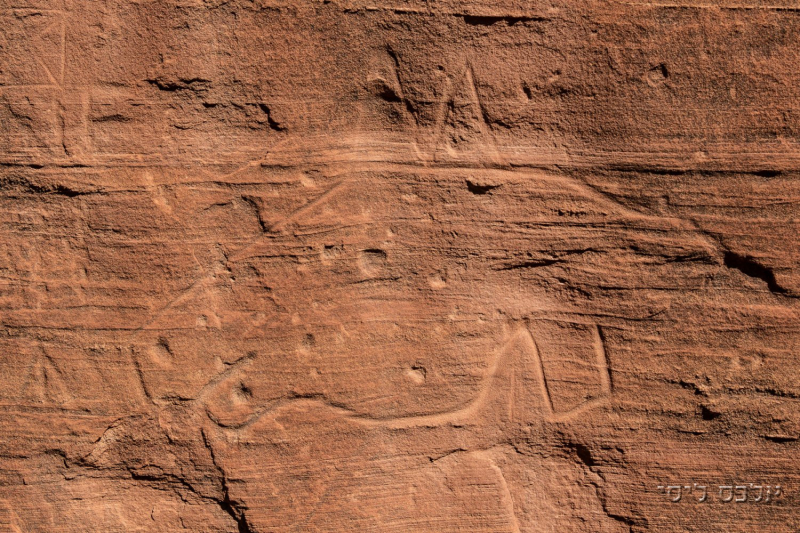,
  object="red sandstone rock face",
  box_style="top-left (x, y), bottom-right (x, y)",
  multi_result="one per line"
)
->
top-left (1, 1), bottom-right (799, 531)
